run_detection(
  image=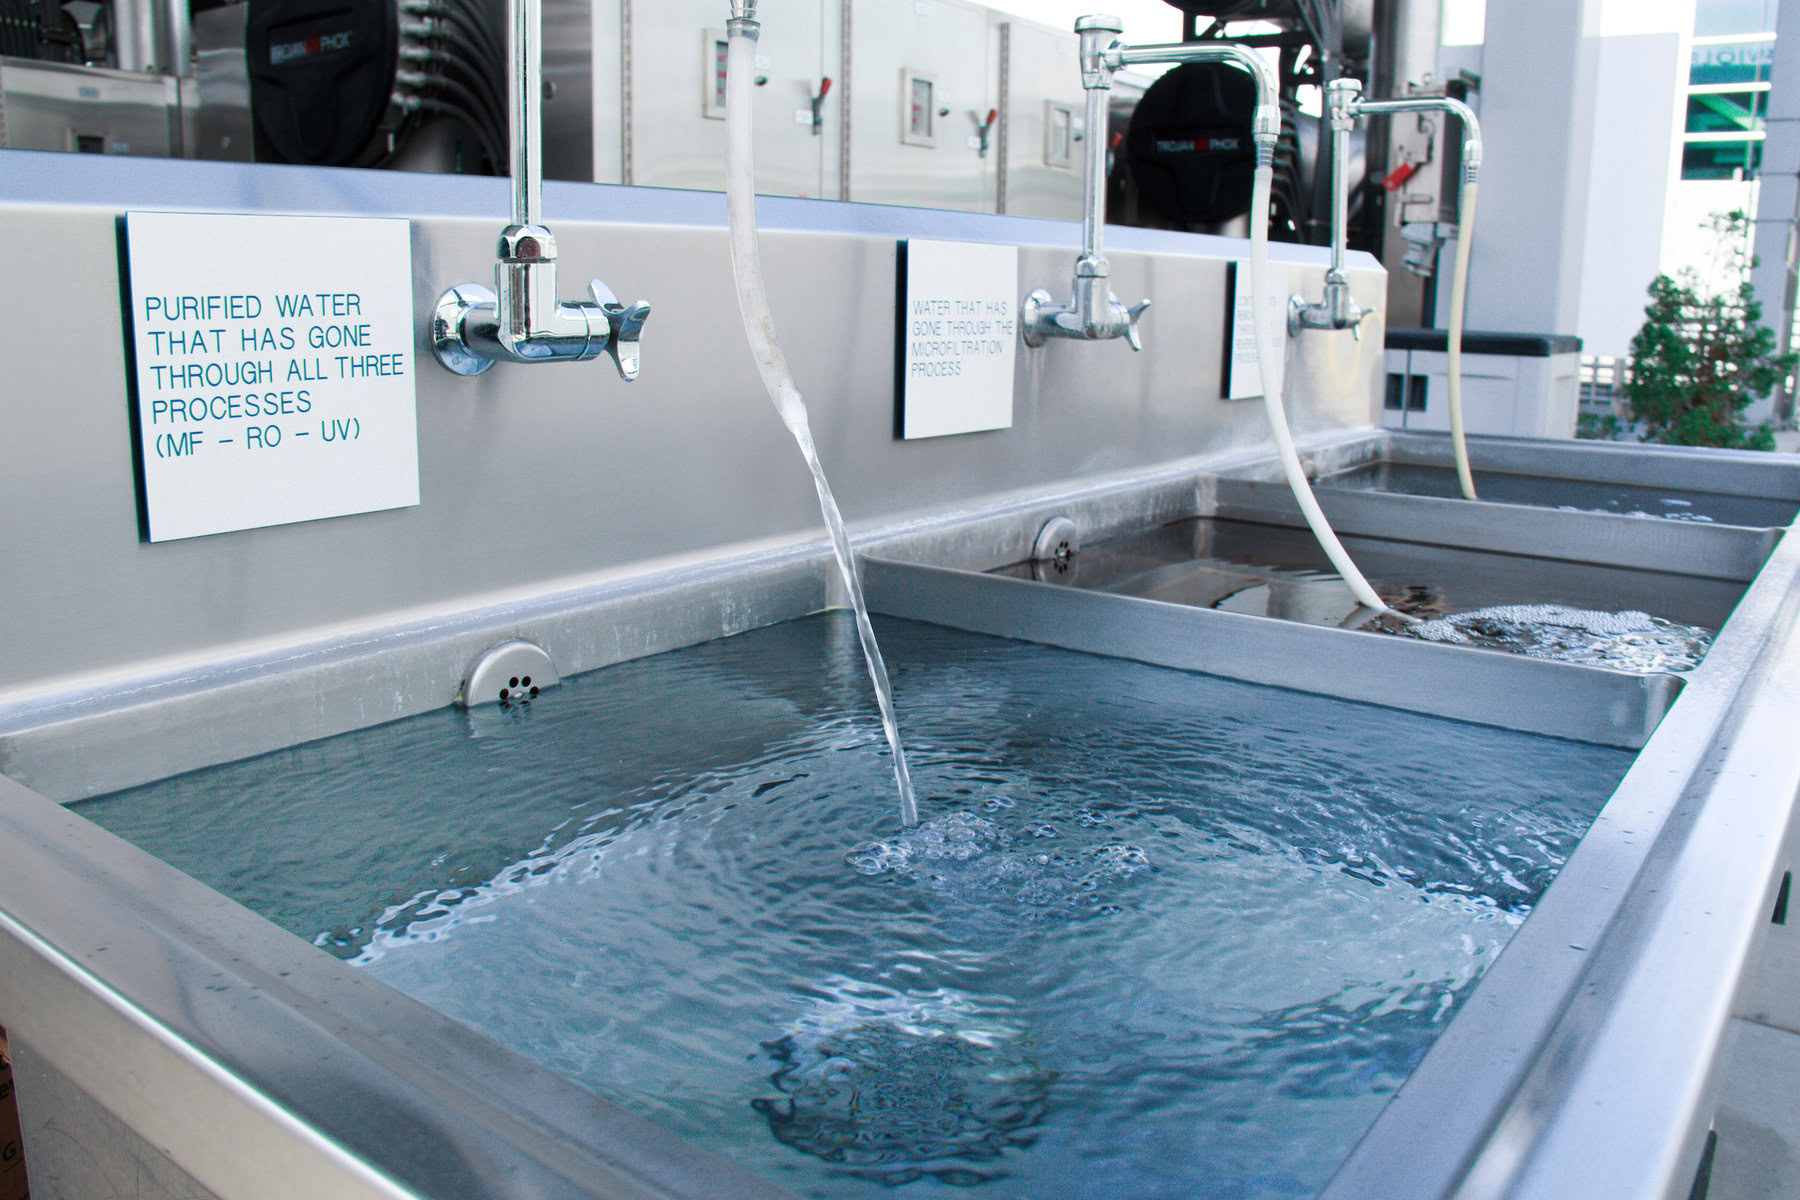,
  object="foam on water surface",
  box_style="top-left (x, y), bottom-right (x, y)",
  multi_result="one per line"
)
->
top-left (1392, 603), bottom-right (1713, 672)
